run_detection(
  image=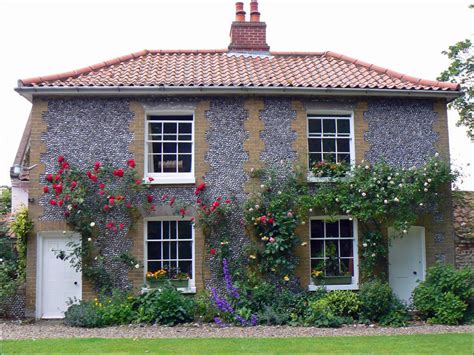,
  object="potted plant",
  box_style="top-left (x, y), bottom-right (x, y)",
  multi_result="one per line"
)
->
top-left (146, 268), bottom-right (189, 288)
top-left (311, 160), bottom-right (350, 179)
